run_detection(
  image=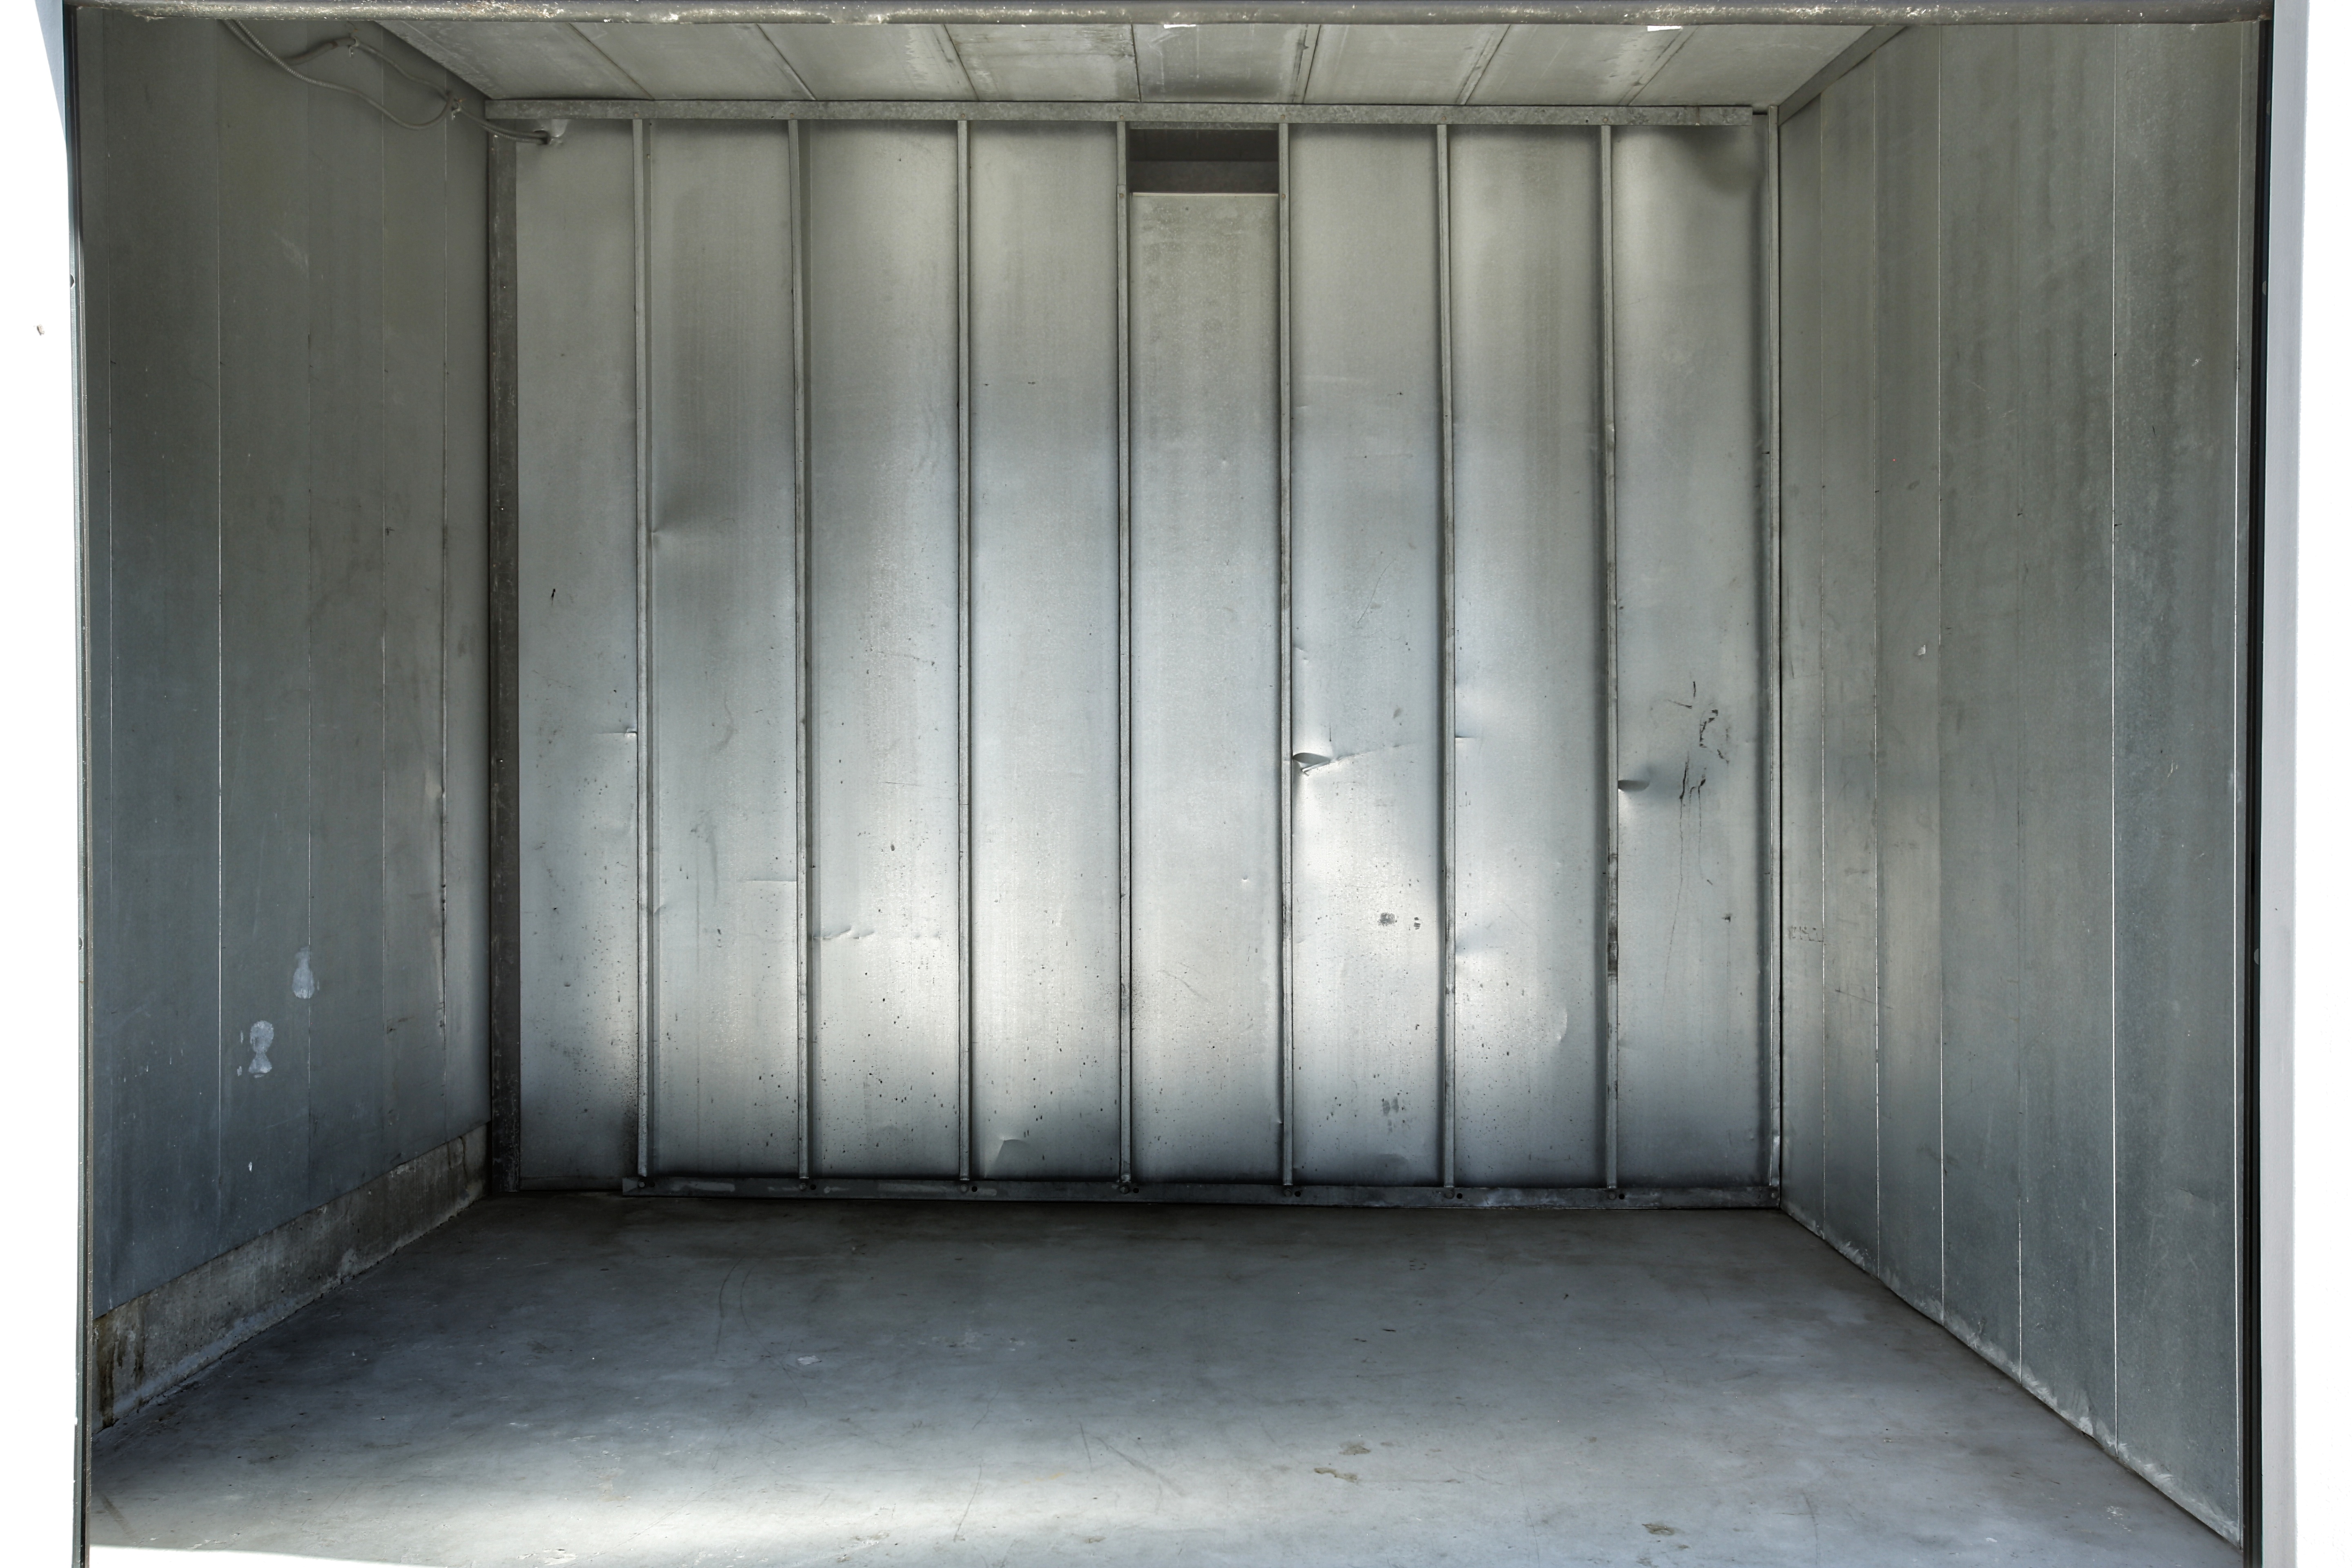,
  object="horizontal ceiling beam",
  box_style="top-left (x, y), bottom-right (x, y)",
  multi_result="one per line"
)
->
top-left (68, 2), bottom-right (2271, 26)
top-left (488, 97), bottom-right (1760, 122)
